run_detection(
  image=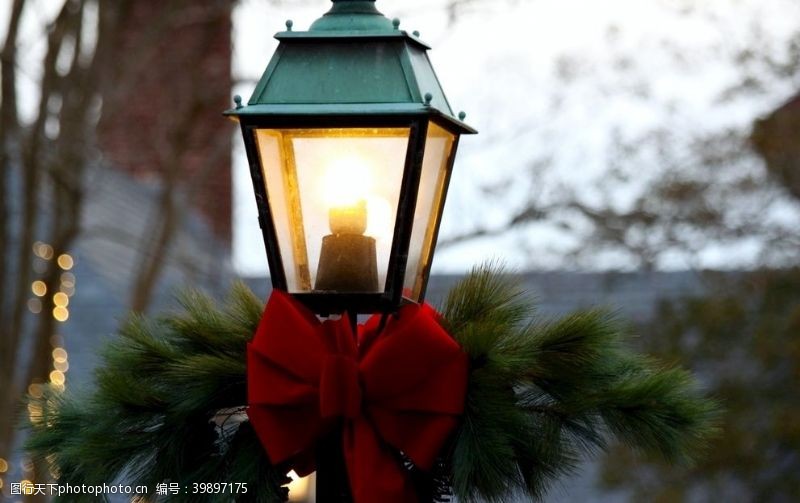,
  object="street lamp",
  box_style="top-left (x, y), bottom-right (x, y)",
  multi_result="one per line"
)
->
top-left (228, 0), bottom-right (475, 317)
